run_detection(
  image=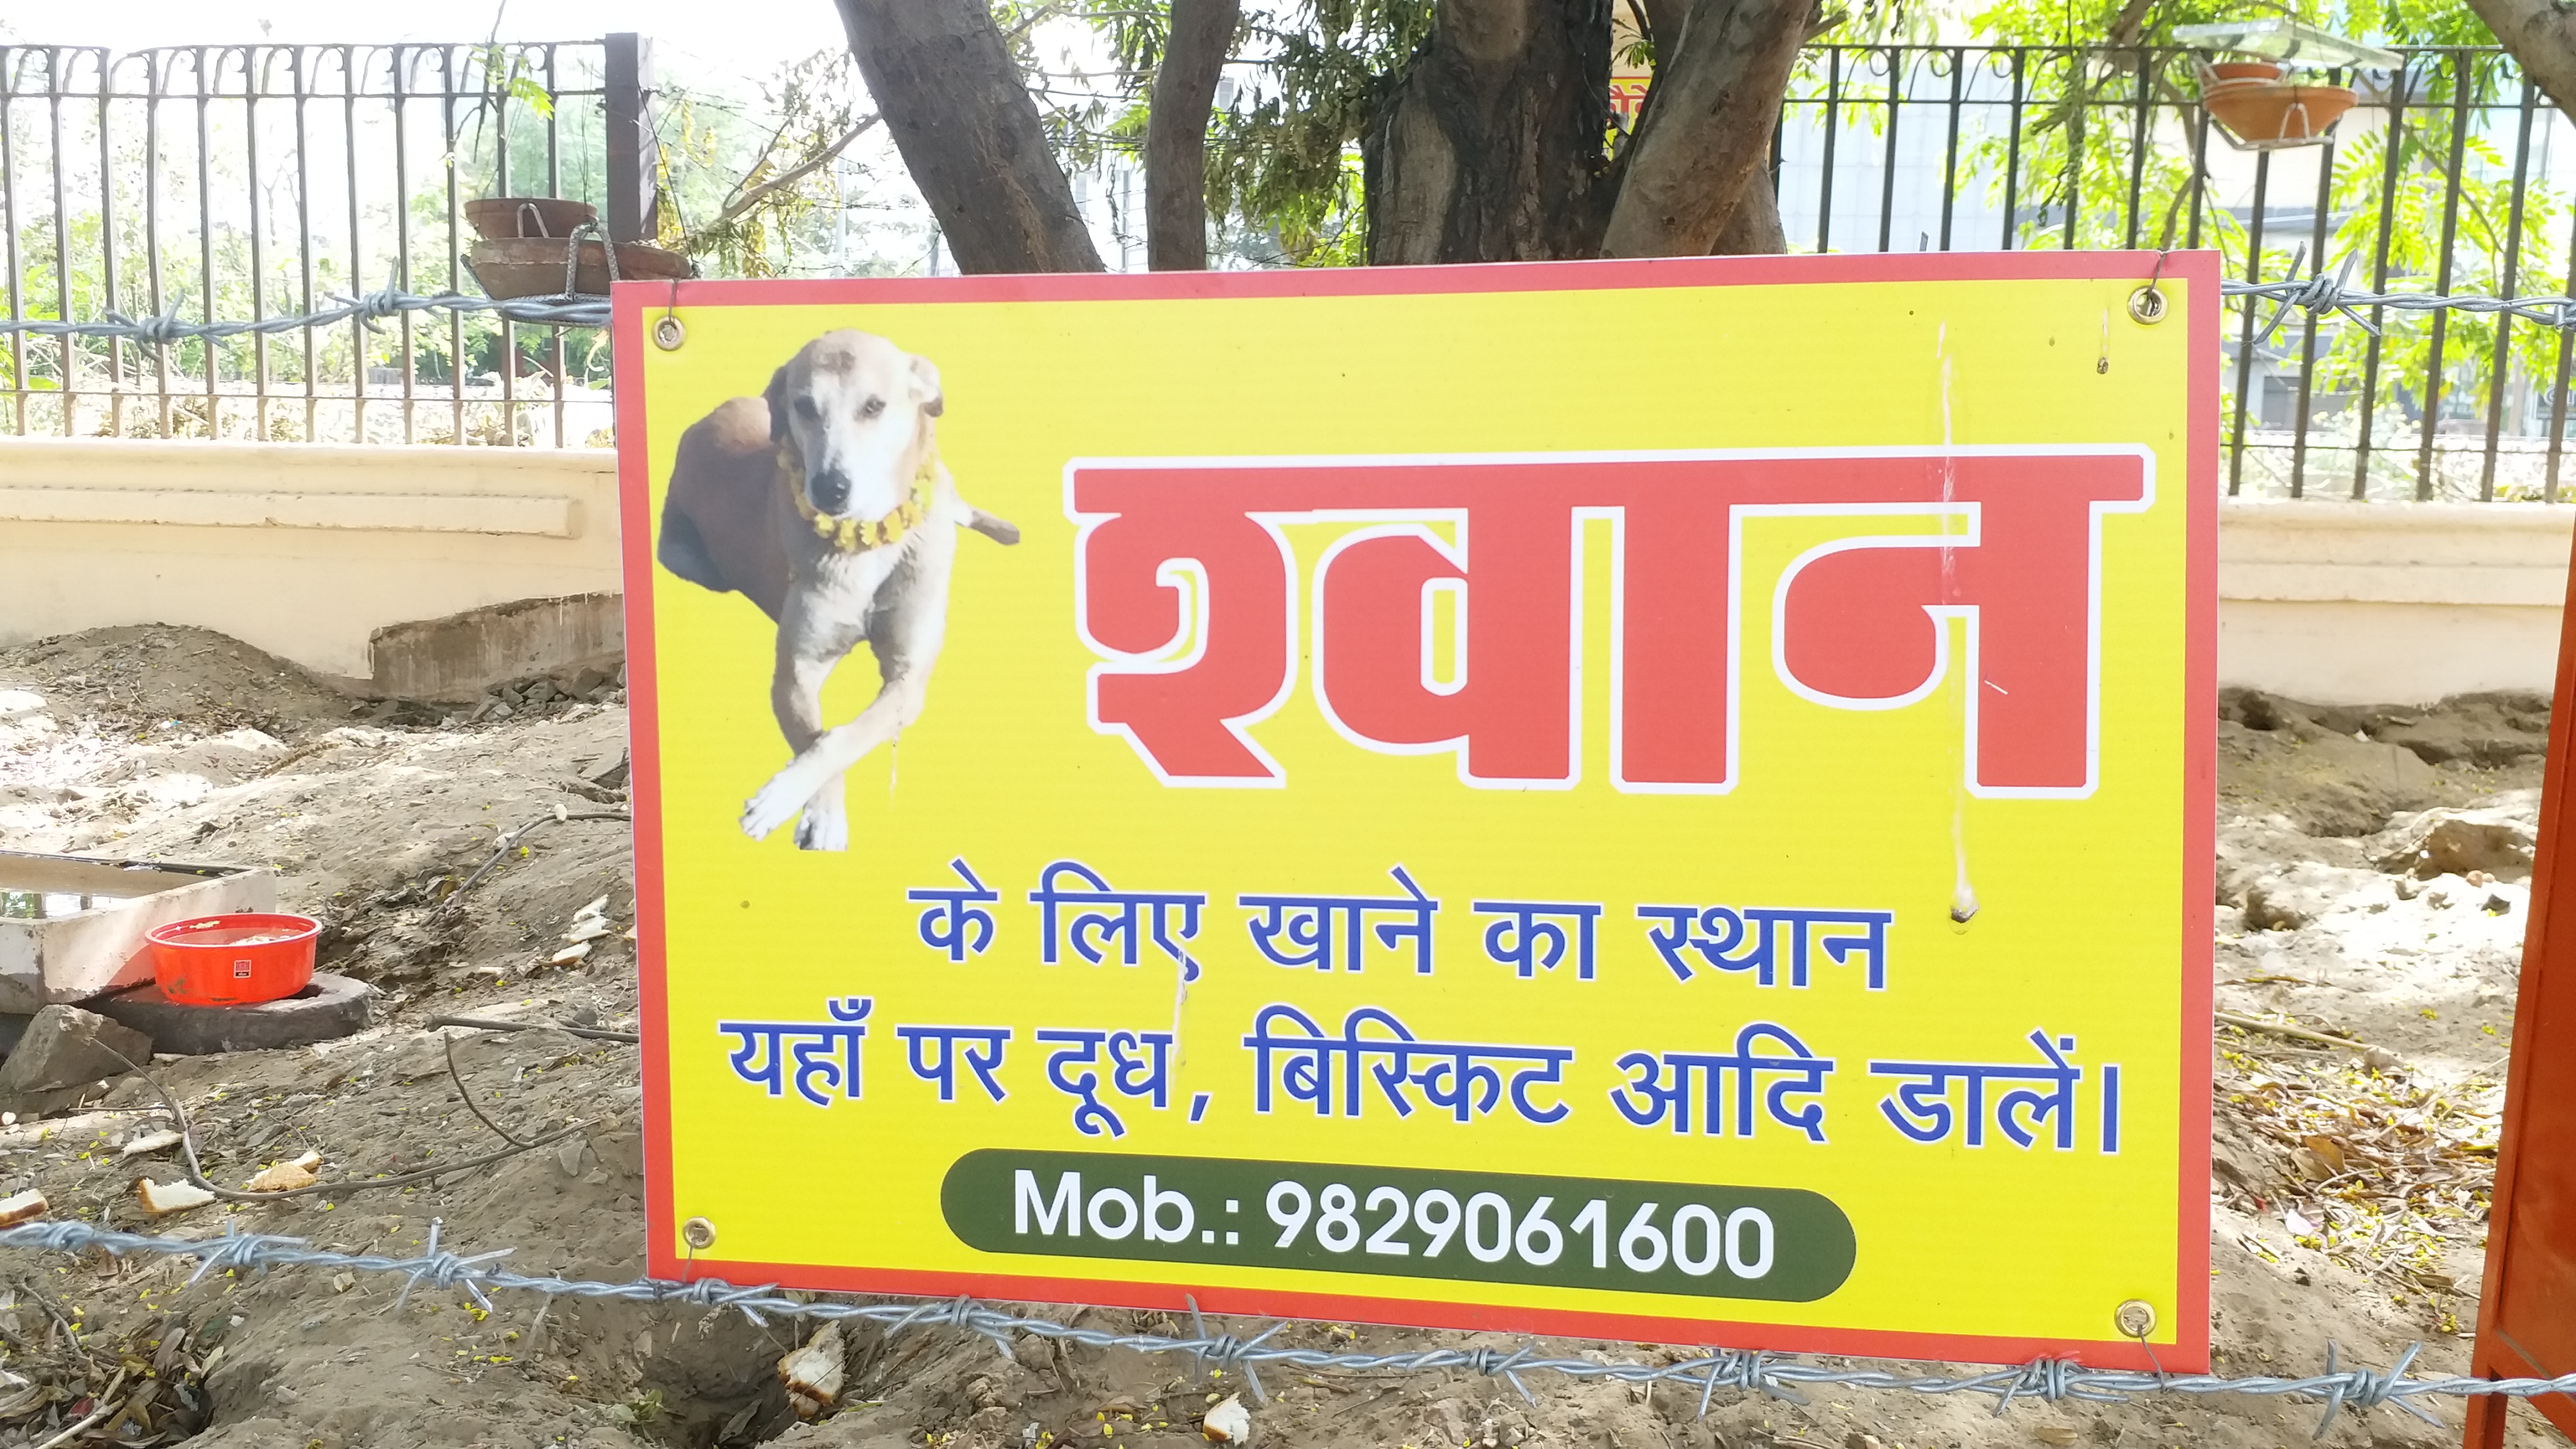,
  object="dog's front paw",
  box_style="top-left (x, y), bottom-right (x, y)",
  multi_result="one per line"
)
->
top-left (793, 806), bottom-right (848, 852)
top-left (740, 778), bottom-right (808, 841)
